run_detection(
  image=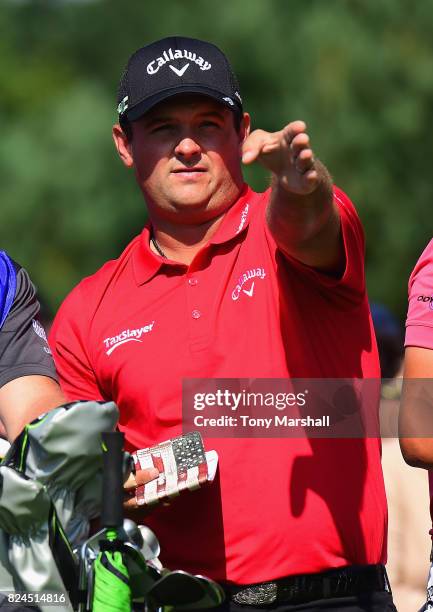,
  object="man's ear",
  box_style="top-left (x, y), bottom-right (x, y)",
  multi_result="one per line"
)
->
top-left (239, 112), bottom-right (251, 147)
top-left (112, 124), bottom-right (134, 168)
